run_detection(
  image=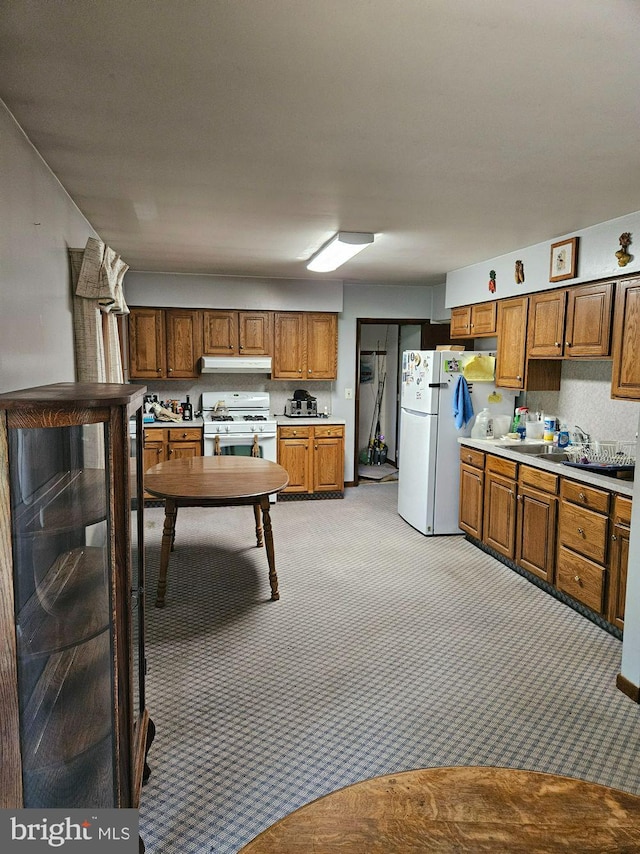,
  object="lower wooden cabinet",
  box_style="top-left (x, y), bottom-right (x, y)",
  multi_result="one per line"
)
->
top-left (608, 495), bottom-right (632, 630)
top-left (278, 424), bottom-right (344, 495)
top-left (458, 447), bottom-right (485, 539)
top-left (515, 465), bottom-right (559, 583)
top-left (143, 426), bottom-right (202, 496)
top-left (556, 480), bottom-right (610, 615)
top-left (482, 455), bottom-right (518, 559)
